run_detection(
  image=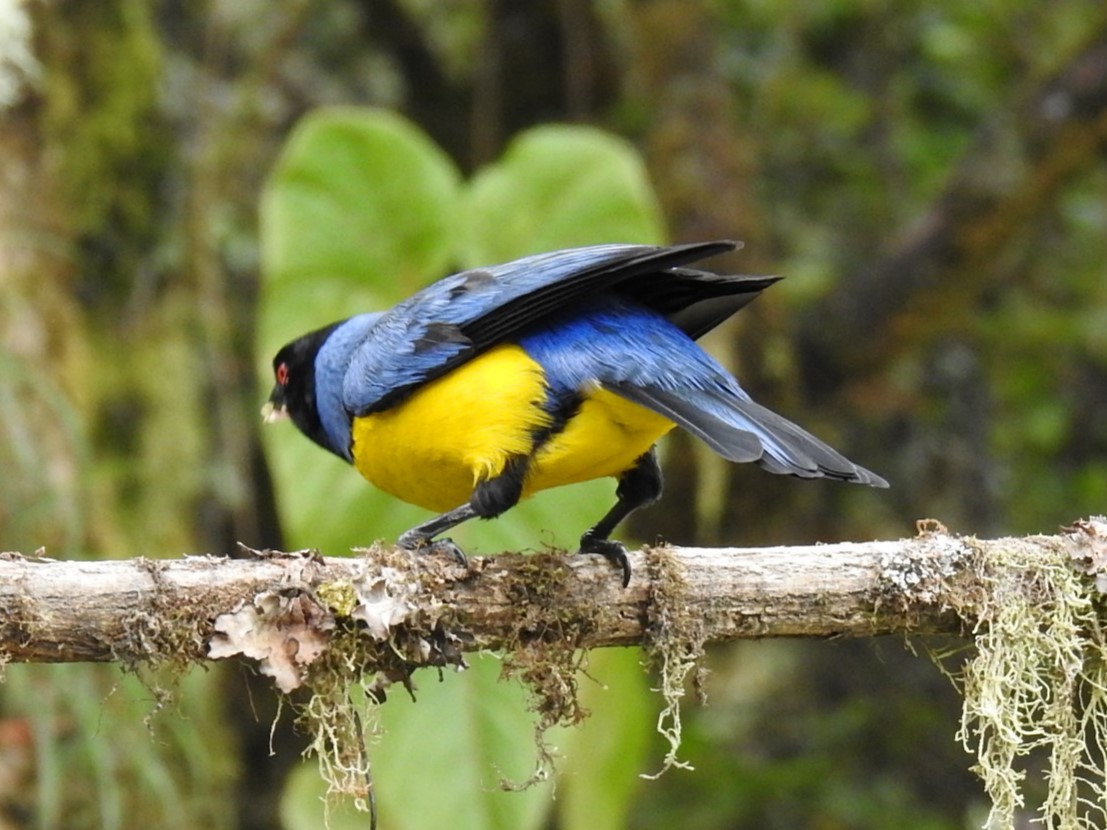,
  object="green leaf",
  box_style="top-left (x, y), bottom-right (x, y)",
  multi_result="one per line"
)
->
top-left (460, 125), bottom-right (666, 265)
top-left (372, 655), bottom-right (554, 830)
top-left (260, 107), bottom-right (461, 295)
top-left (280, 762), bottom-right (377, 830)
top-left (558, 648), bottom-right (656, 830)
